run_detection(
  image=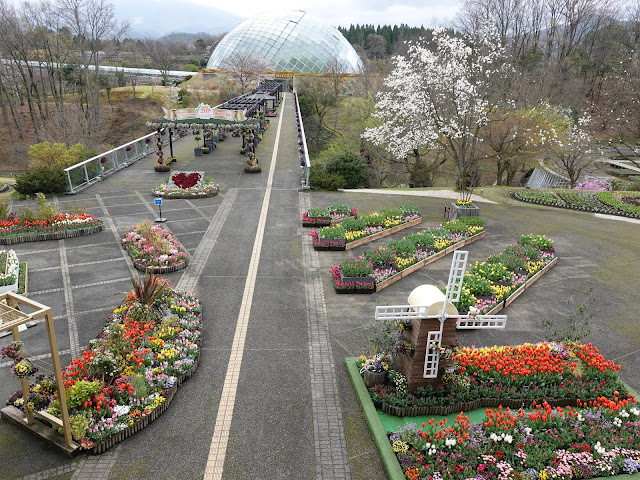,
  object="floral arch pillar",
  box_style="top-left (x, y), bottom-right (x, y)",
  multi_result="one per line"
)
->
top-left (0, 292), bottom-right (77, 454)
